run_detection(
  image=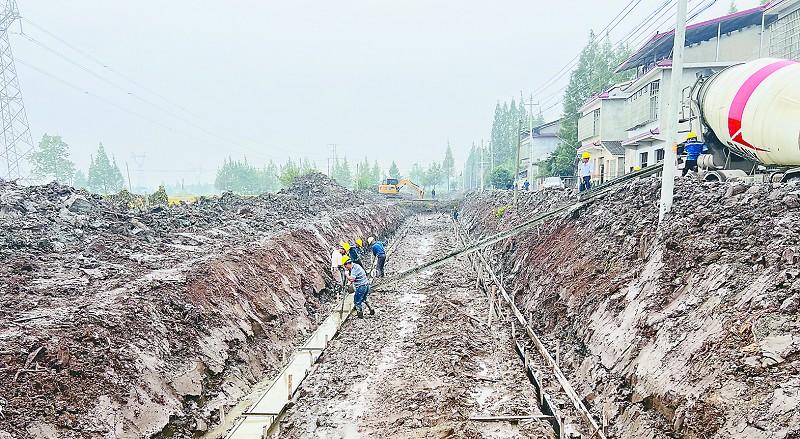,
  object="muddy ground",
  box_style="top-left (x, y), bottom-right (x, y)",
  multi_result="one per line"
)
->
top-left (462, 179), bottom-right (800, 439)
top-left (277, 213), bottom-right (552, 439)
top-left (0, 173), bottom-right (404, 438)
